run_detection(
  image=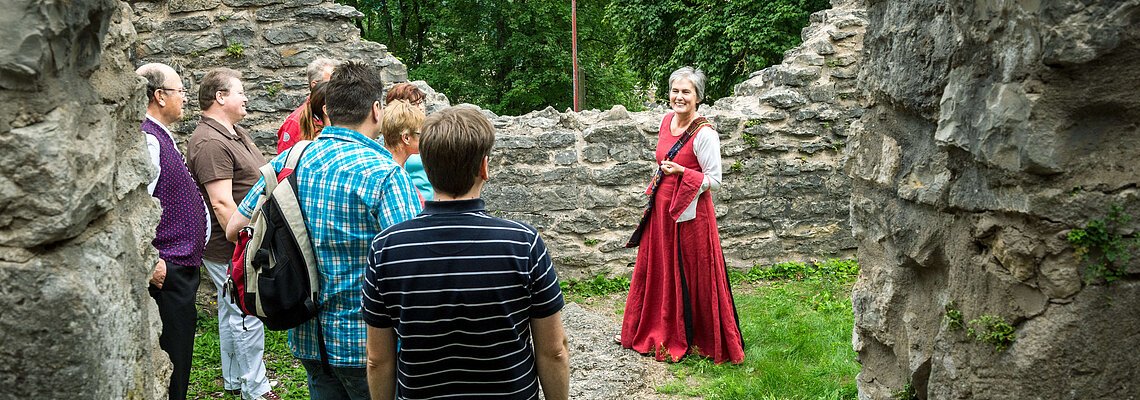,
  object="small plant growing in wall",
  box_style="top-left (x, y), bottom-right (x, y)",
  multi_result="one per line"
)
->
top-left (944, 301), bottom-right (964, 331)
top-left (583, 238), bottom-right (599, 246)
top-left (225, 43), bottom-right (245, 58)
top-left (966, 314), bottom-right (1016, 352)
top-left (1067, 204), bottom-right (1137, 284)
top-left (729, 160), bottom-right (744, 173)
top-left (892, 382), bottom-right (917, 400)
top-left (265, 82), bottom-right (283, 97)
top-left (741, 131), bottom-right (760, 148)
